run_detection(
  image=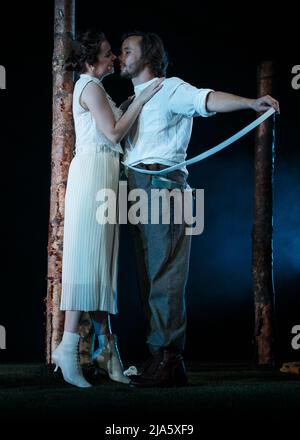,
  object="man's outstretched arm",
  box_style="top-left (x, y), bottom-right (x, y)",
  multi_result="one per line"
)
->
top-left (206, 92), bottom-right (280, 113)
